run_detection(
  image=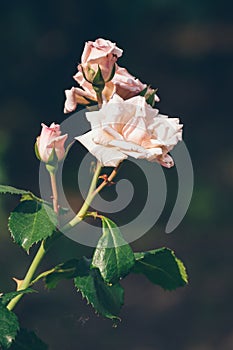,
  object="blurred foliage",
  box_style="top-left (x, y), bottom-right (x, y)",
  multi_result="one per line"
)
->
top-left (0, 0), bottom-right (233, 349)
